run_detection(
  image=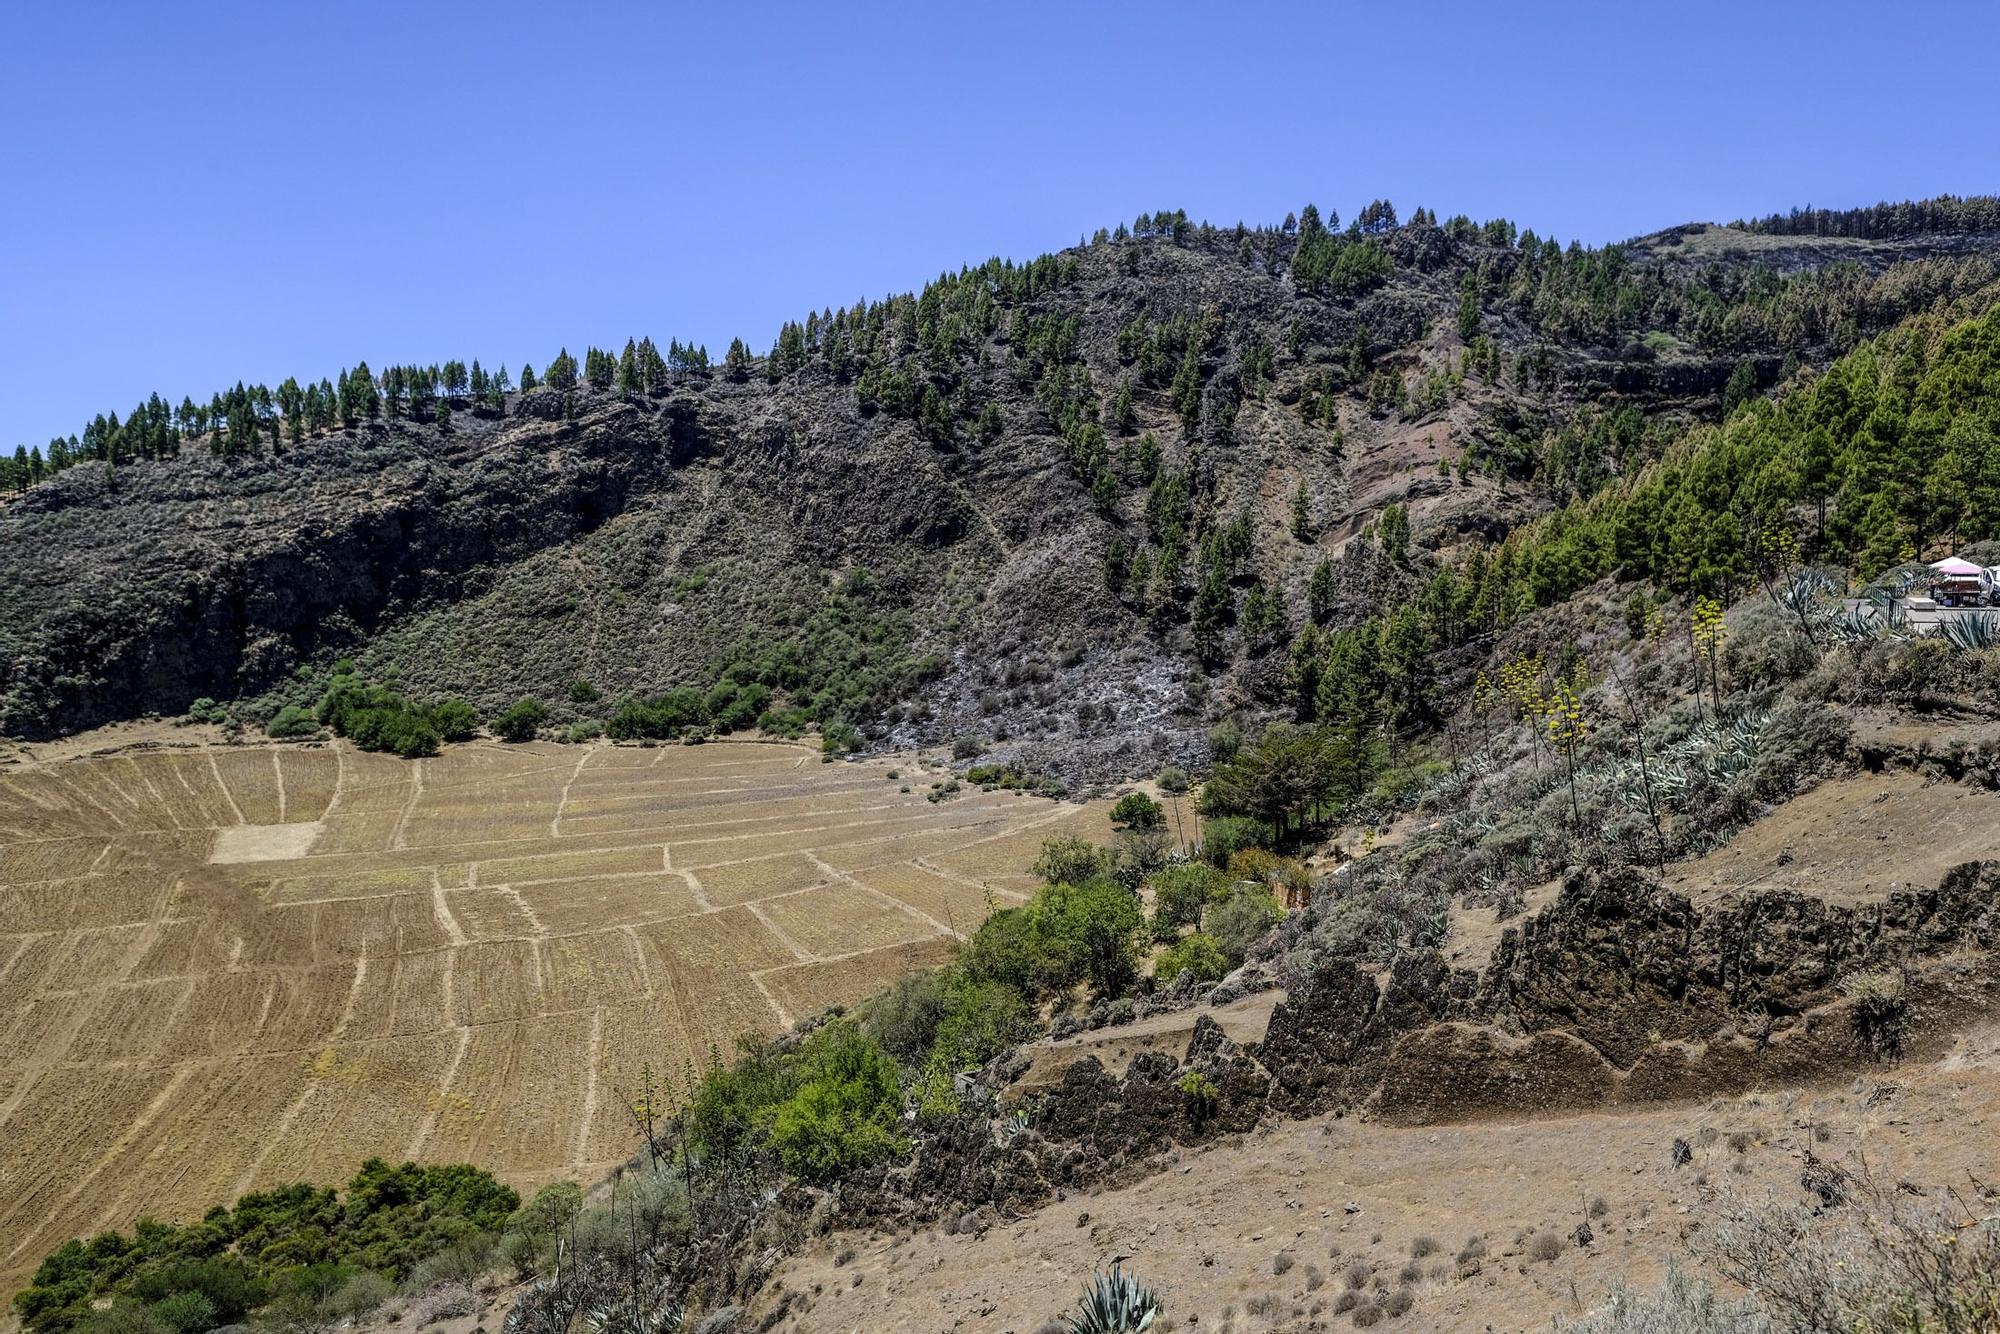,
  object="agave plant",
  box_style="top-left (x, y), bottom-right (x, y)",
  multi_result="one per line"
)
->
top-left (1777, 566), bottom-right (1840, 615)
top-left (1063, 1266), bottom-right (1163, 1334)
top-left (1941, 610), bottom-right (2000, 650)
top-left (582, 1274), bottom-right (682, 1334)
top-left (1823, 604), bottom-right (1885, 644)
